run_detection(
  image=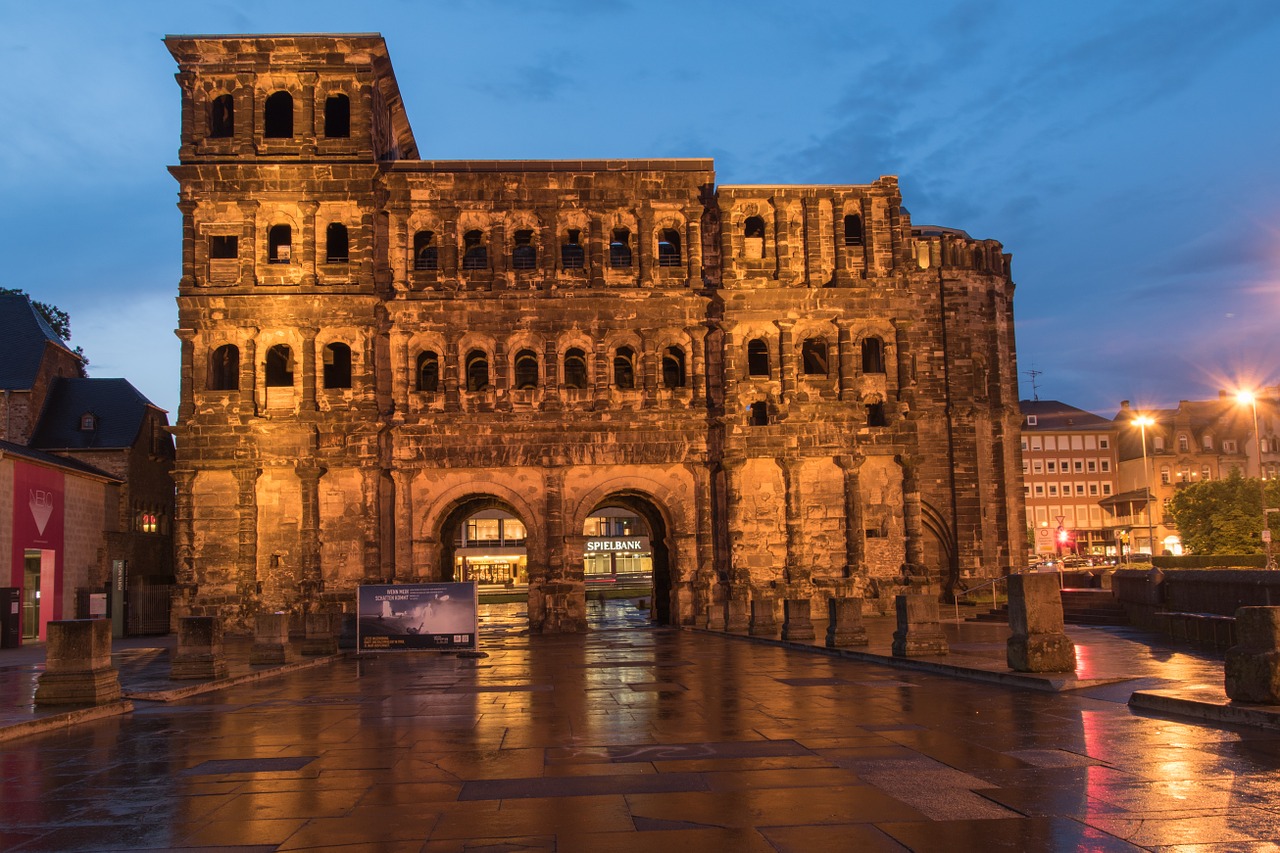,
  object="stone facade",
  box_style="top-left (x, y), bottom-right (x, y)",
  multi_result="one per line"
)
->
top-left (166, 34), bottom-right (1025, 633)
